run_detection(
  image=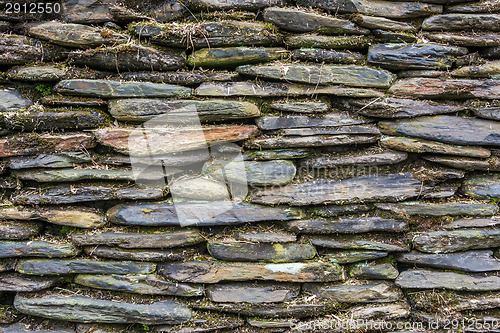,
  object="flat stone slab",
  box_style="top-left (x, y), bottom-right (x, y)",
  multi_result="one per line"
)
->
top-left (368, 43), bottom-right (467, 70)
top-left (412, 229), bottom-right (500, 254)
top-left (283, 217), bottom-right (407, 234)
top-left (74, 274), bottom-right (202, 297)
top-left (245, 135), bottom-right (378, 149)
top-left (0, 89), bottom-right (31, 112)
top-left (72, 229), bottom-right (203, 249)
top-left (195, 81), bottom-right (384, 97)
top-left (8, 152), bottom-right (91, 169)
top-left (286, 35), bottom-right (373, 50)
top-left (0, 241), bottom-right (79, 258)
top-left (0, 133), bottom-right (95, 158)
top-left (310, 204), bottom-right (372, 217)
top-left (424, 31), bottom-right (500, 47)
top-left (0, 221), bottom-right (42, 240)
top-left (107, 201), bottom-right (301, 226)
top-left (338, 97), bottom-right (465, 118)
top-left (422, 14), bottom-right (500, 31)
top-left (324, 251), bottom-right (388, 263)
top-left (474, 107), bottom-right (500, 120)
top-left (93, 125), bottom-right (258, 155)
top-left (13, 168), bottom-right (135, 183)
top-left (54, 80), bottom-right (192, 98)
top-left (83, 246), bottom-right (199, 262)
top-left (446, 217), bottom-right (500, 229)
top-left (236, 232), bottom-right (296, 243)
top-left (375, 202), bottom-right (498, 216)
top-left (14, 294), bottom-right (191, 324)
top-left (12, 184), bottom-right (164, 205)
top-left (270, 101), bottom-right (330, 114)
top-left (27, 21), bottom-right (125, 48)
top-left (462, 173), bottom-right (500, 199)
top-left (245, 148), bottom-right (312, 160)
top-left (68, 44), bottom-right (186, 71)
top-left (300, 149), bottom-right (407, 168)
top-left (0, 323), bottom-right (73, 333)
top-left (352, 14), bottom-right (416, 31)
top-left (202, 160), bottom-right (296, 186)
top-left (447, 0), bottom-right (500, 13)
top-left (108, 99), bottom-right (259, 123)
top-left (159, 260), bottom-right (343, 283)
top-left (381, 136), bottom-right (491, 158)
top-left (188, 0), bottom-right (284, 10)
top-left (303, 282), bottom-right (403, 303)
top-left (452, 61), bottom-right (500, 78)
top-left (281, 125), bottom-right (380, 136)
top-left (169, 177), bottom-right (229, 200)
top-left (396, 270), bottom-right (500, 291)
top-left (291, 48), bottom-right (364, 64)
top-left (16, 259), bottom-right (155, 275)
top-left (0, 35), bottom-right (44, 66)
top-left (251, 173), bottom-right (428, 205)
top-left (423, 155), bottom-right (500, 171)
top-left (0, 272), bottom-right (60, 292)
top-left (142, 21), bottom-right (282, 48)
top-left (379, 116), bottom-right (500, 146)
top-left (349, 263), bottom-right (399, 280)
top-left (237, 65), bottom-right (395, 88)
top-left (206, 282), bottom-right (300, 303)
top-left (396, 250), bottom-right (500, 272)
top-left (188, 47), bottom-right (287, 68)
top-left (256, 114), bottom-right (368, 130)
top-left (307, 235), bottom-right (409, 252)
top-left (389, 78), bottom-right (500, 99)
top-left (263, 7), bottom-right (369, 34)
top-left (208, 242), bottom-right (316, 262)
